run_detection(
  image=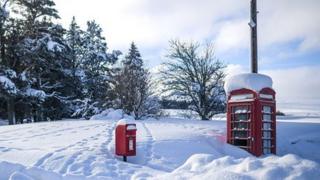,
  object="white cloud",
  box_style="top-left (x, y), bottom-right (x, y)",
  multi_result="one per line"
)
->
top-left (263, 66), bottom-right (320, 100)
top-left (54, 0), bottom-right (246, 51)
top-left (259, 0), bottom-right (320, 52)
top-left (54, 0), bottom-right (320, 67)
top-left (215, 19), bottom-right (250, 52)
